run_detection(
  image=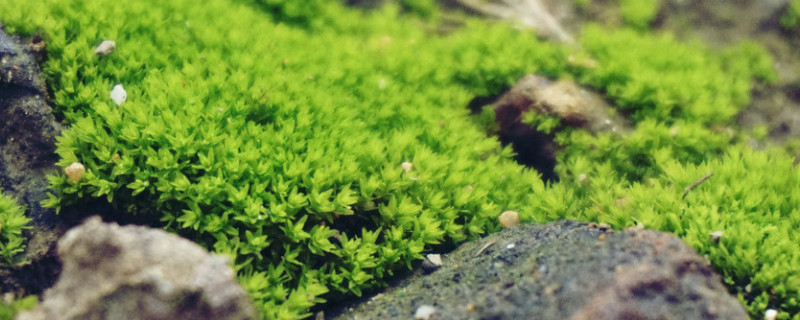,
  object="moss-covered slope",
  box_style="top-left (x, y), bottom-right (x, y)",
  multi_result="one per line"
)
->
top-left (0, 0), bottom-right (796, 319)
